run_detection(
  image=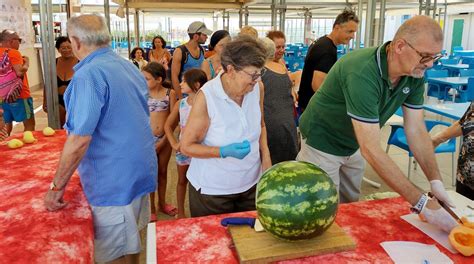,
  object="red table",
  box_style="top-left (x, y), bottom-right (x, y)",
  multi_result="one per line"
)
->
top-left (0, 131), bottom-right (94, 263)
top-left (154, 197), bottom-right (472, 263)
